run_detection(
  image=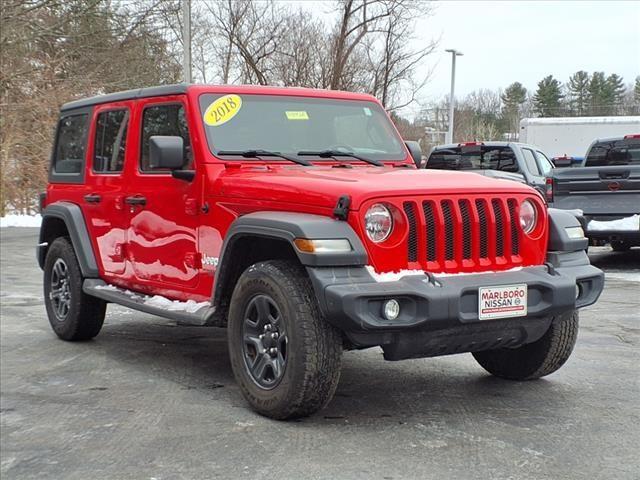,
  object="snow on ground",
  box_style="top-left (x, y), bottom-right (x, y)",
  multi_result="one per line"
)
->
top-left (1, 214), bottom-right (42, 228)
top-left (588, 214), bottom-right (640, 232)
top-left (605, 272), bottom-right (640, 283)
